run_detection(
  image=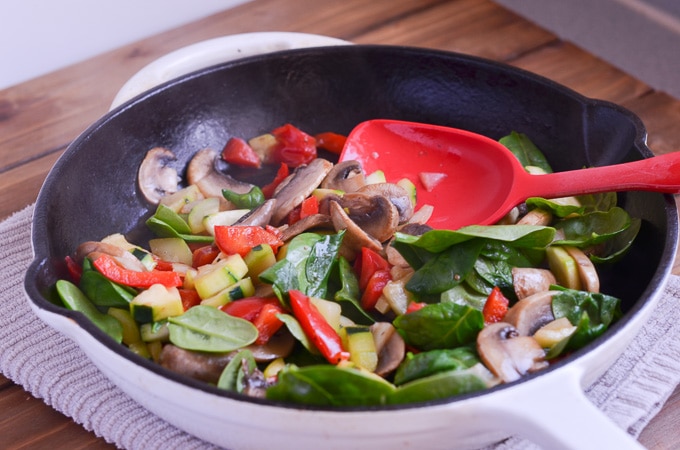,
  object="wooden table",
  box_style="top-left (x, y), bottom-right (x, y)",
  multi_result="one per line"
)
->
top-left (2, 0), bottom-right (679, 447)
